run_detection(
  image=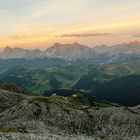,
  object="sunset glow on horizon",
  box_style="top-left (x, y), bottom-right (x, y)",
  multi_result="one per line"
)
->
top-left (0, 0), bottom-right (140, 49)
